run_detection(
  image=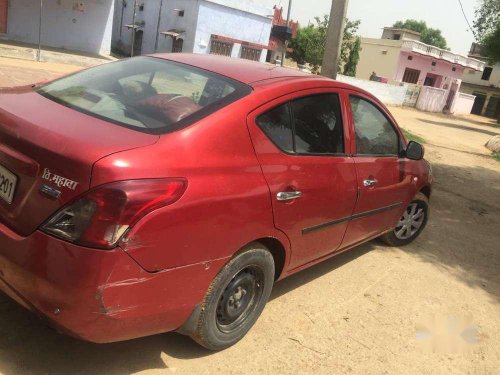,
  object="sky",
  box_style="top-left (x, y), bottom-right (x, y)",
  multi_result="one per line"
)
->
top-left (261, 0), bottom-right (480, 55)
